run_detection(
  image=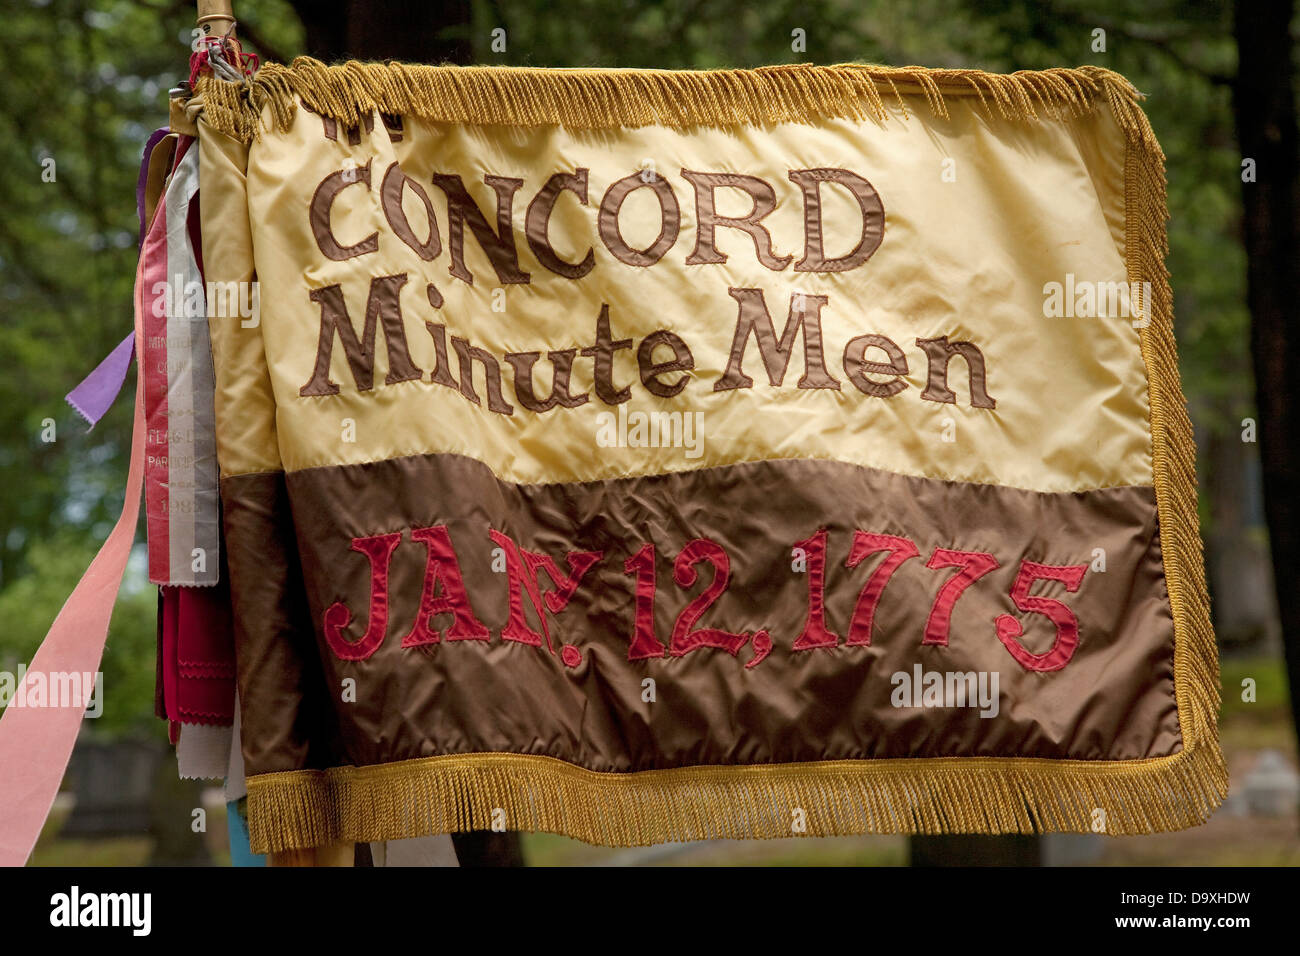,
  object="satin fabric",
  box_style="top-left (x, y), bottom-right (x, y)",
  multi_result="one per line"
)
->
top-left (199, 89), bottom-right (1179, 819)
top-left (218, 97), bottom-right (1146, 495)
top-left (229, 453), bottom-right (1177, 775)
